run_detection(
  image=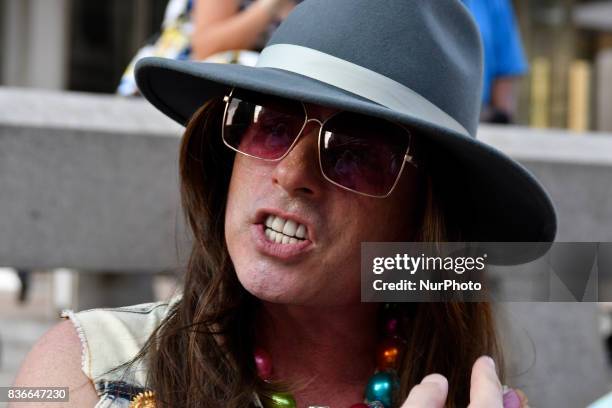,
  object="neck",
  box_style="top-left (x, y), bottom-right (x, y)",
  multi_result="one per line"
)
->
top-left (255, 301), bottom-right (381, 402)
